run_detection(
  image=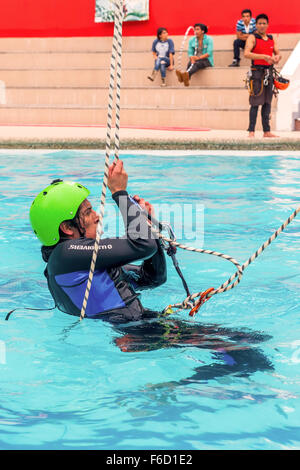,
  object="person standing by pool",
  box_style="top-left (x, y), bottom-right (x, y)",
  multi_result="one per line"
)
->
top-left (228, 9), bottom-right (256, 67)
top-left (148, 27), bottom-right (175, 87)
top-left (29, 160), bottom-right (167, 323)
top-left (244, 13), bottom-right (281, 138)
top-left (176, 23), bottom-right (213, 87)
